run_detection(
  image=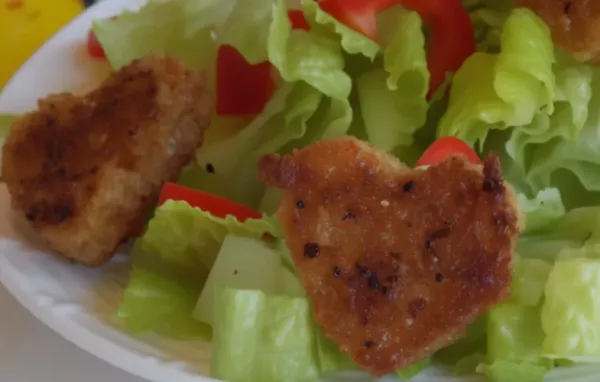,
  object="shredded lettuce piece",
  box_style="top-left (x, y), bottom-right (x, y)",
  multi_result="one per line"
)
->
top-left (438, 8), bottom-right (555, 146)
top-left (268, 0), bottom-right (351, 100)
top-left (117, 242), bottom-right (211, 338)
top-left (193, 235), bottom-right (303, 326)
top-left (476, 360), bottom-right (548, 382)
top-left (316, 329), bottom-right (358, 374)
top-left (215, 0), bottom-right (272, 64)
top-left (93, 0), bottom-right (229, 71)
top-left (300, 0), bottom-right (379, 60)
top-left (195, 81), bottom-right (351, 210)
top-left (542, 259), bottom-right (600, 361)
top-left (464, 0), bottom-right (513, 53)
top-left (510, 258), bottom-right (552, 307)
top-left (116, 200), bottom-right (279, 337)
top-left (355, 9), bottom-right (429, 152)
top-left (211, 288), bottom-right (320, 382)
top-left (487, 303), bottom-right (546, 363)
top-left (518, 188), bottom-right (565, 234)
top-left (505, 54), bottom-right (594, 196)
